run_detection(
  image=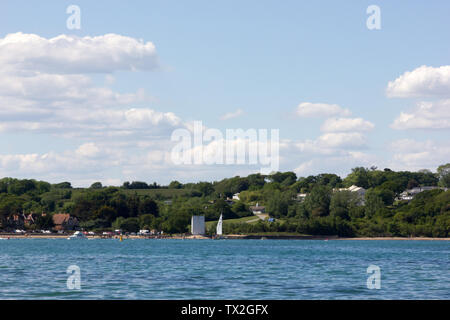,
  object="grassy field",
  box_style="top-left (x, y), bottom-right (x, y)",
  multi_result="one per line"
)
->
top-left (205, 215), bottom-right (264, 228)
top-left (66, 188), bottom-right (189, 199)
